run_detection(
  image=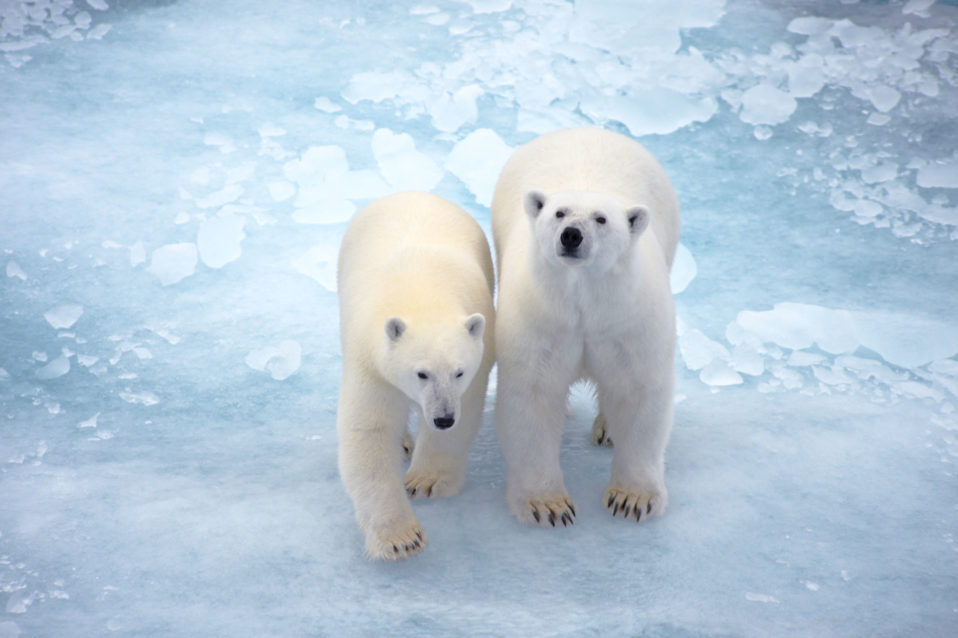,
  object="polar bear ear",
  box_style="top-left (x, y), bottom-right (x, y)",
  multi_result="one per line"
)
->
top-left (385, 317), bottom-right (406, 342)
top-left (626, 206), bottom-right (650, 237)
top-left (524, 190), bottom-right (547, 219)
top-left (464, 313), bottom-right (485, 339)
